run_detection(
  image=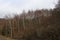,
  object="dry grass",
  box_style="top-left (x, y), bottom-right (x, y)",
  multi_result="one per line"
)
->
top-left (0, 35), bottom-right (15, 40)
